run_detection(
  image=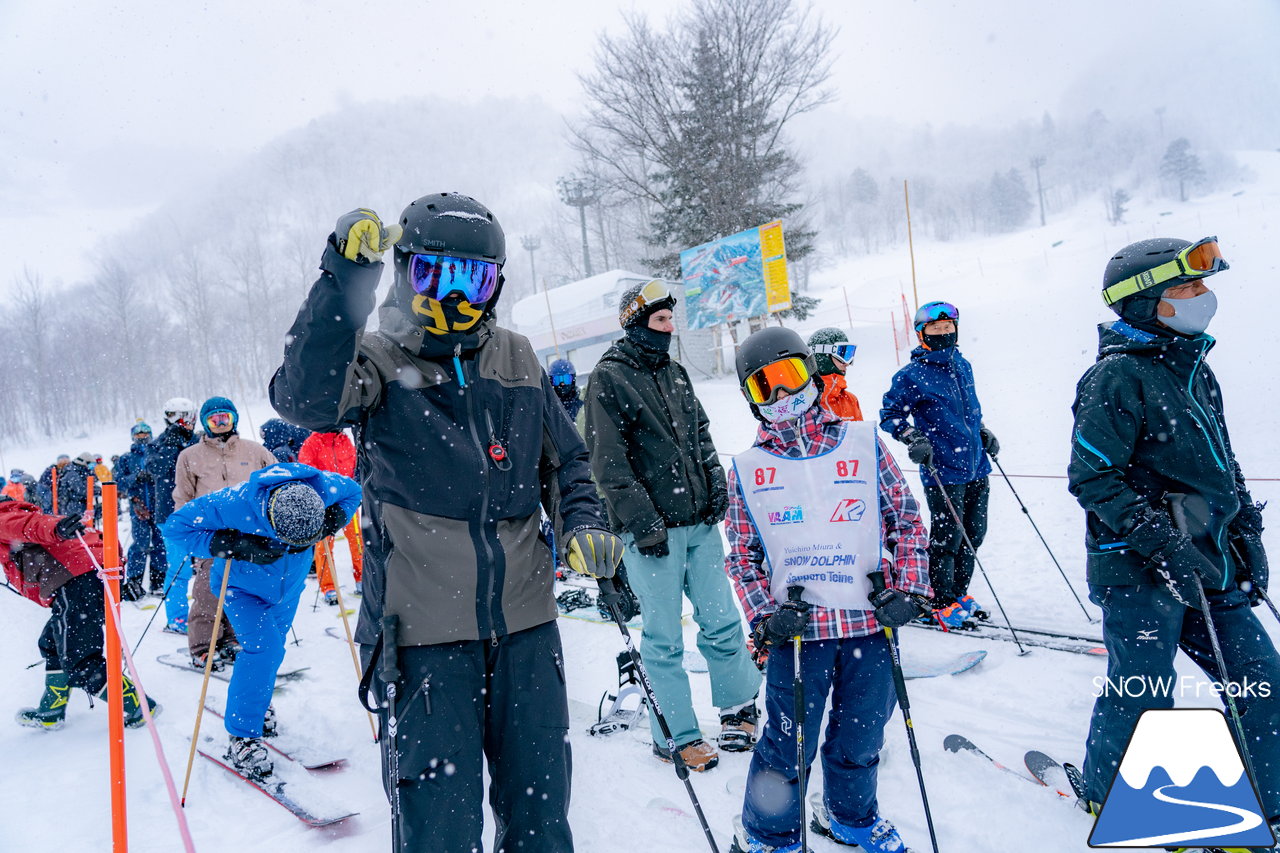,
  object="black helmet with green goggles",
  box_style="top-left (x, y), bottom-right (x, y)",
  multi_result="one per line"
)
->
top-left (1102, 236), bottom-right (1227, 311)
